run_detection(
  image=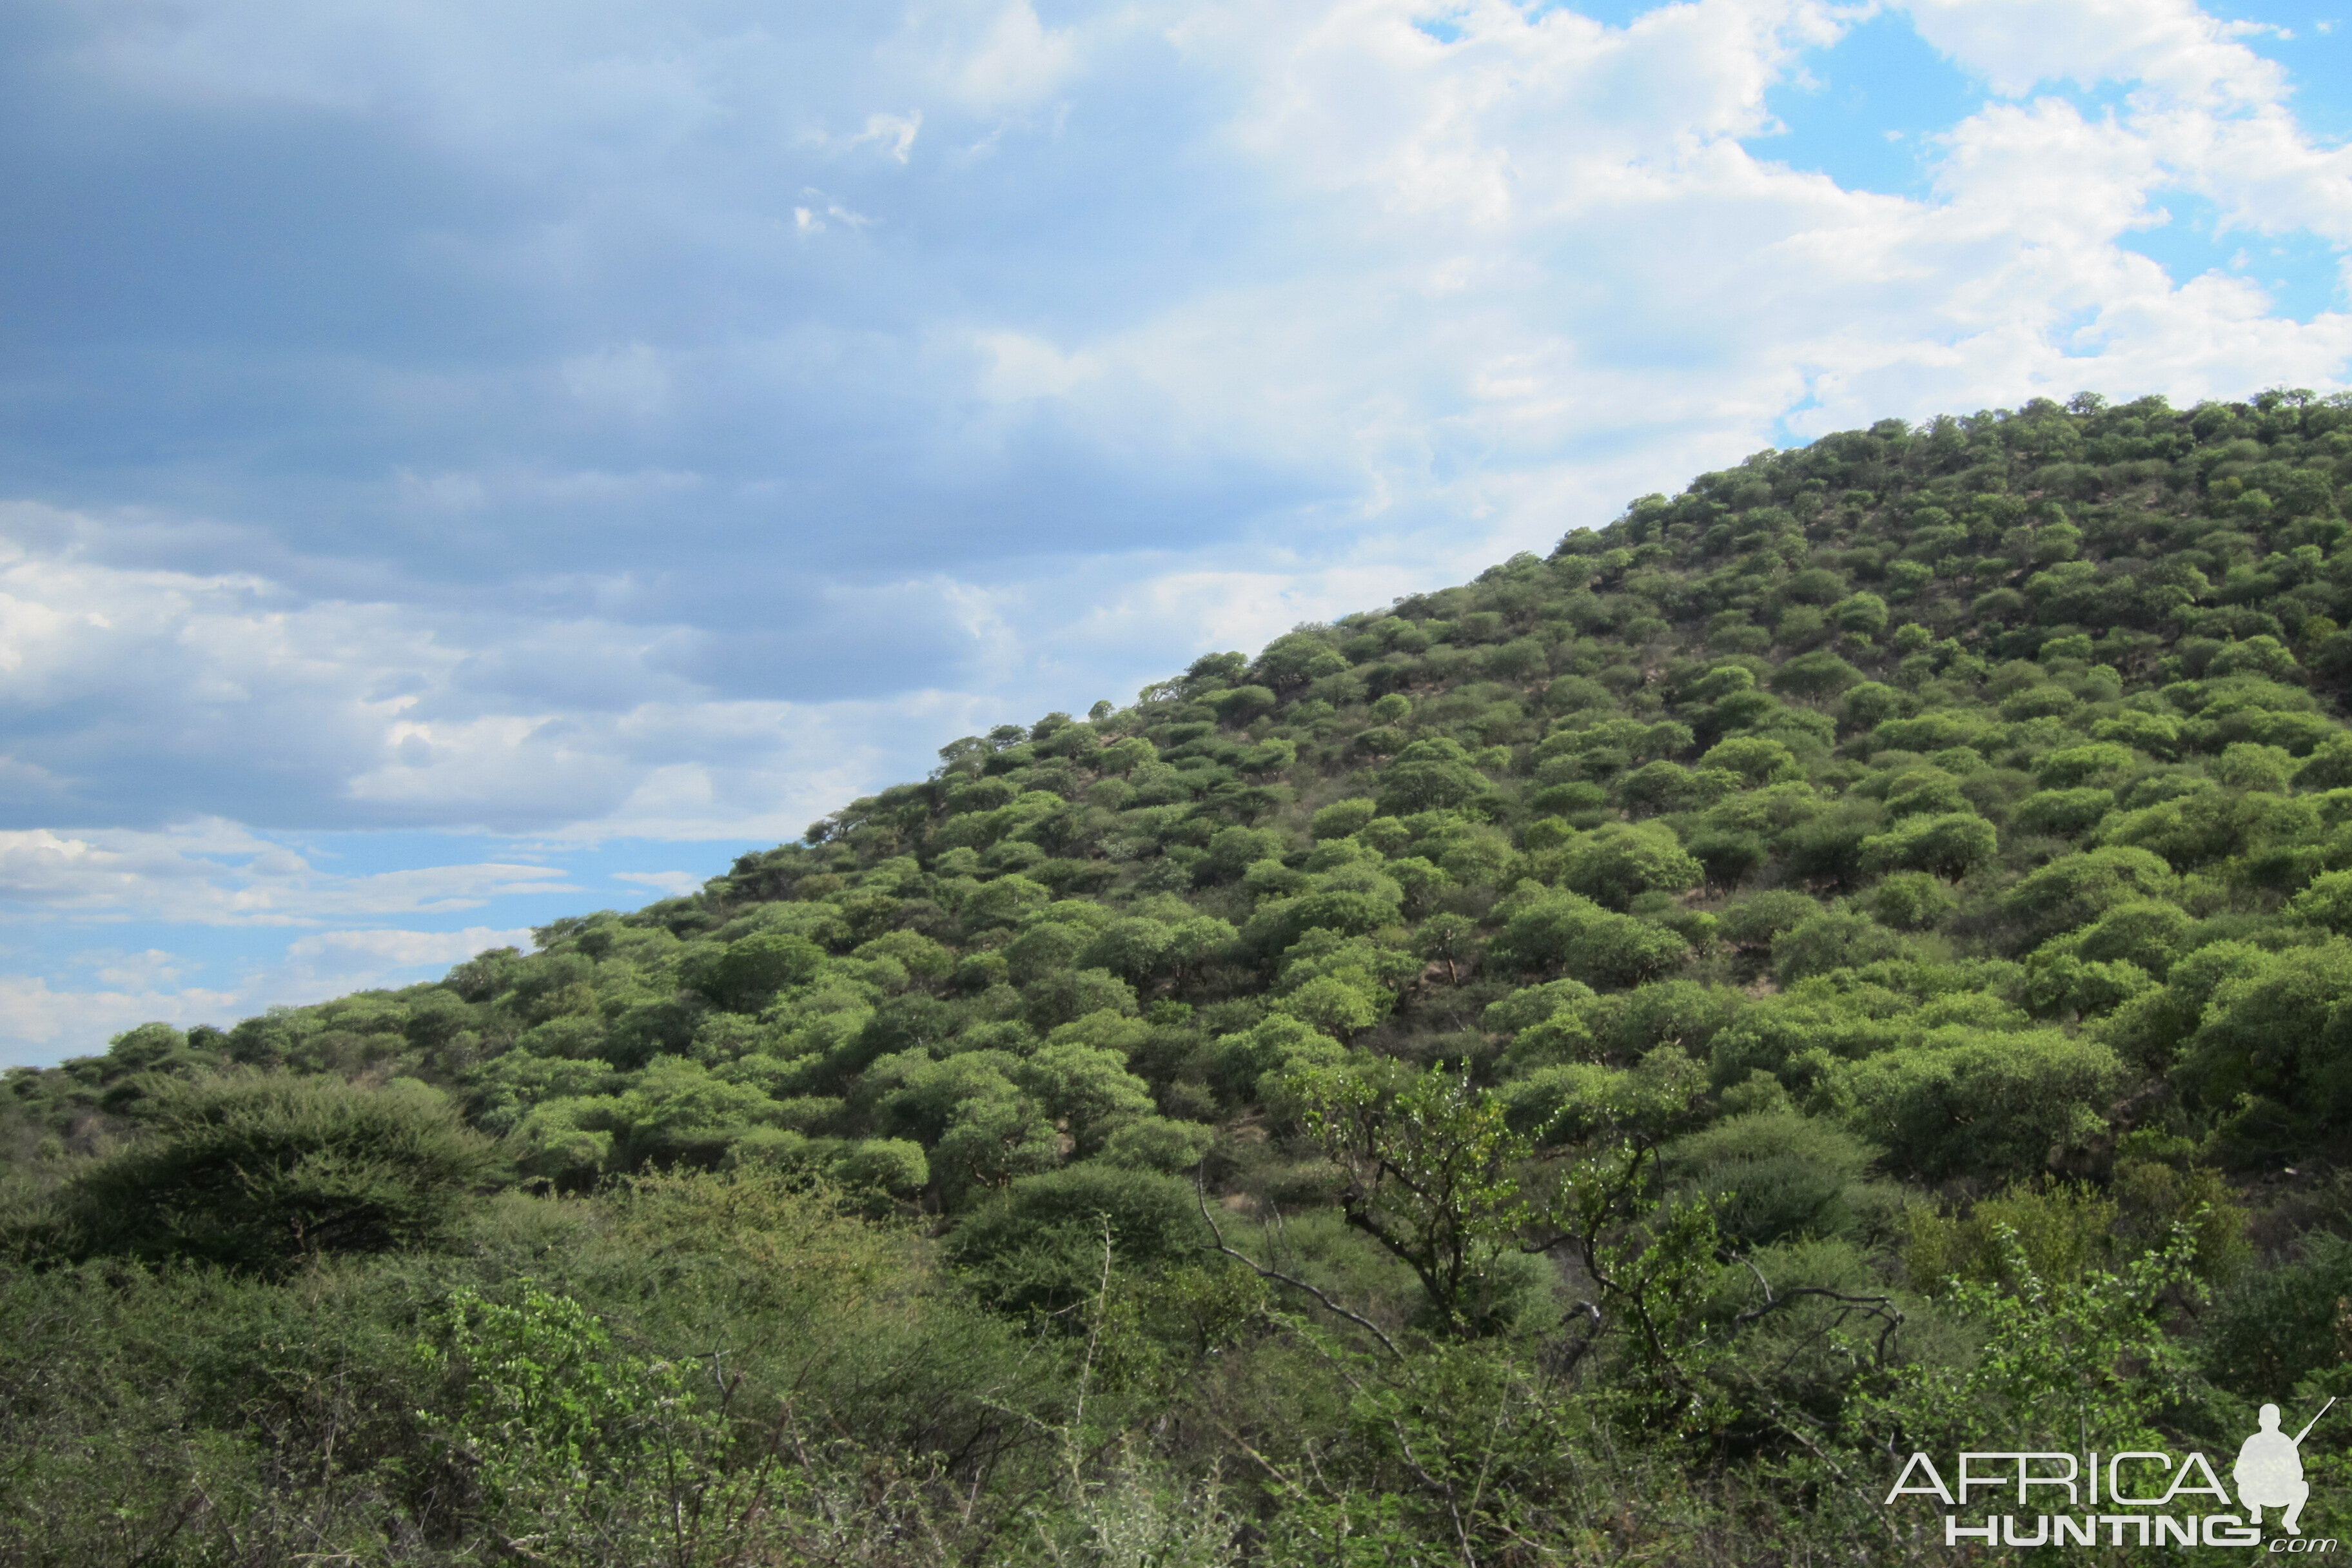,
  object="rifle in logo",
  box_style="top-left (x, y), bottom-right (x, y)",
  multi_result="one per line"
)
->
top-left (2238, 1397), bottom-right (2335, 1537)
